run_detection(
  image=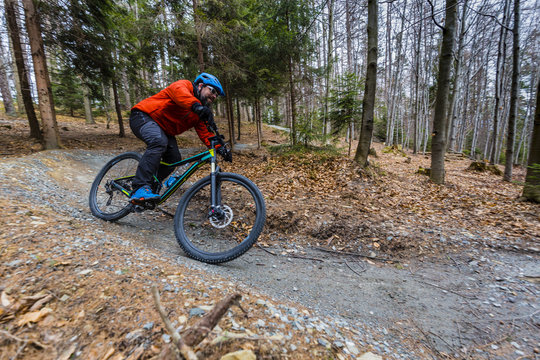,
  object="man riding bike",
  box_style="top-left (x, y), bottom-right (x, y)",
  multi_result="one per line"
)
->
top-left (129, 72), bottom-right (229, 203)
